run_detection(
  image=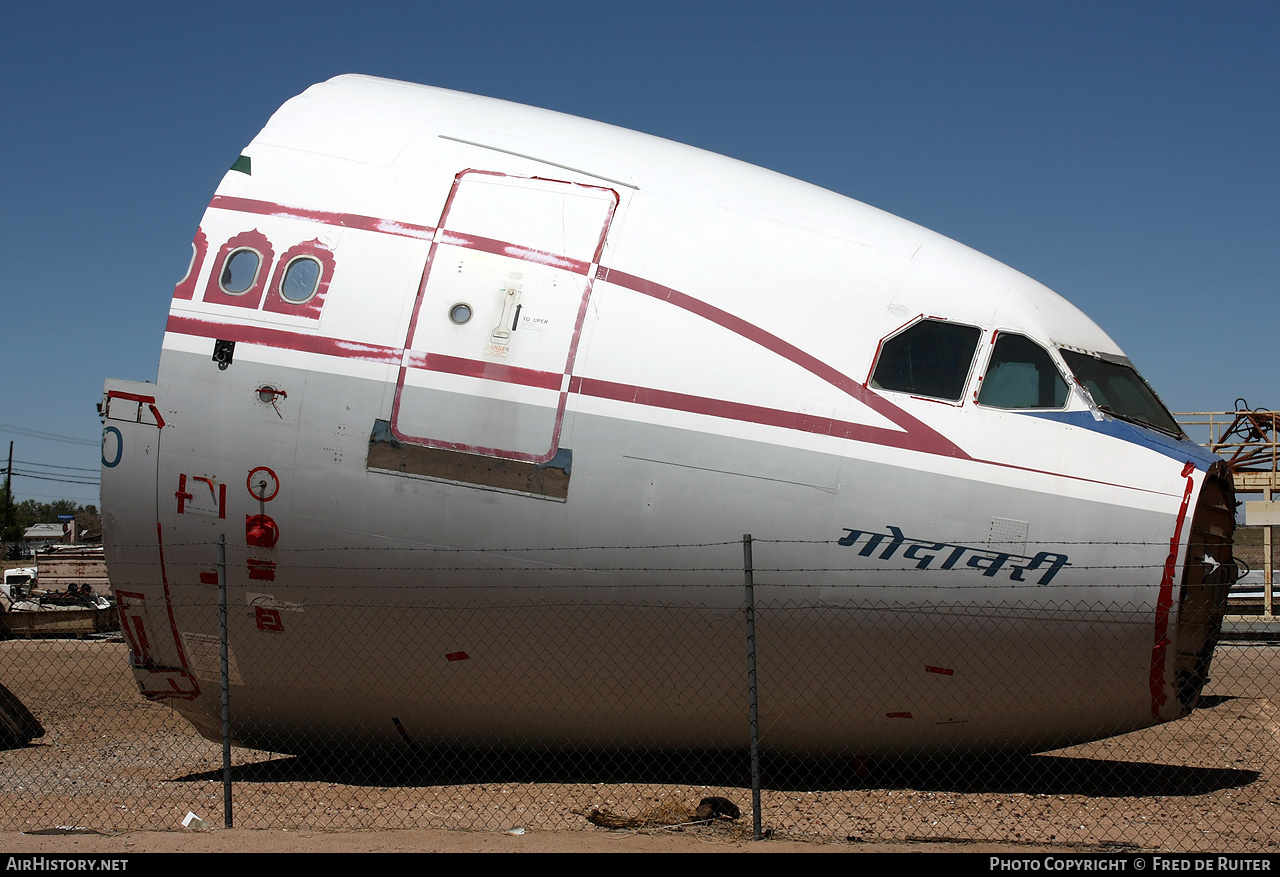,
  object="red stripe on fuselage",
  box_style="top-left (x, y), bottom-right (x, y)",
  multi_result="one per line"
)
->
top-left (571, 376), bottom-right (916, 449)
top-left (209, 195), bottom-right (435, 241)
top-left (1149, 461), bottom-right (1197, 718)
top-left (166, 312), bottom-right (1179, 497)
top-left (185, 199), bottom-right (1185, 497)
top-left (597, 269), bottom-right (967, 460)
top-left (201, 195), bottom-right (956, 455)
top-left (166, 313), bottom-right (906, 447)
top-left (435, 229), bottom-right (593, 275)
top-left (106, 390), bottom-right (158, 404)
top-left (403, 350), bottom-right (564, 391)
top-left (166, 314), bottom-right (403, 364)
top-left (153, 522), bottom-right (201, 699)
